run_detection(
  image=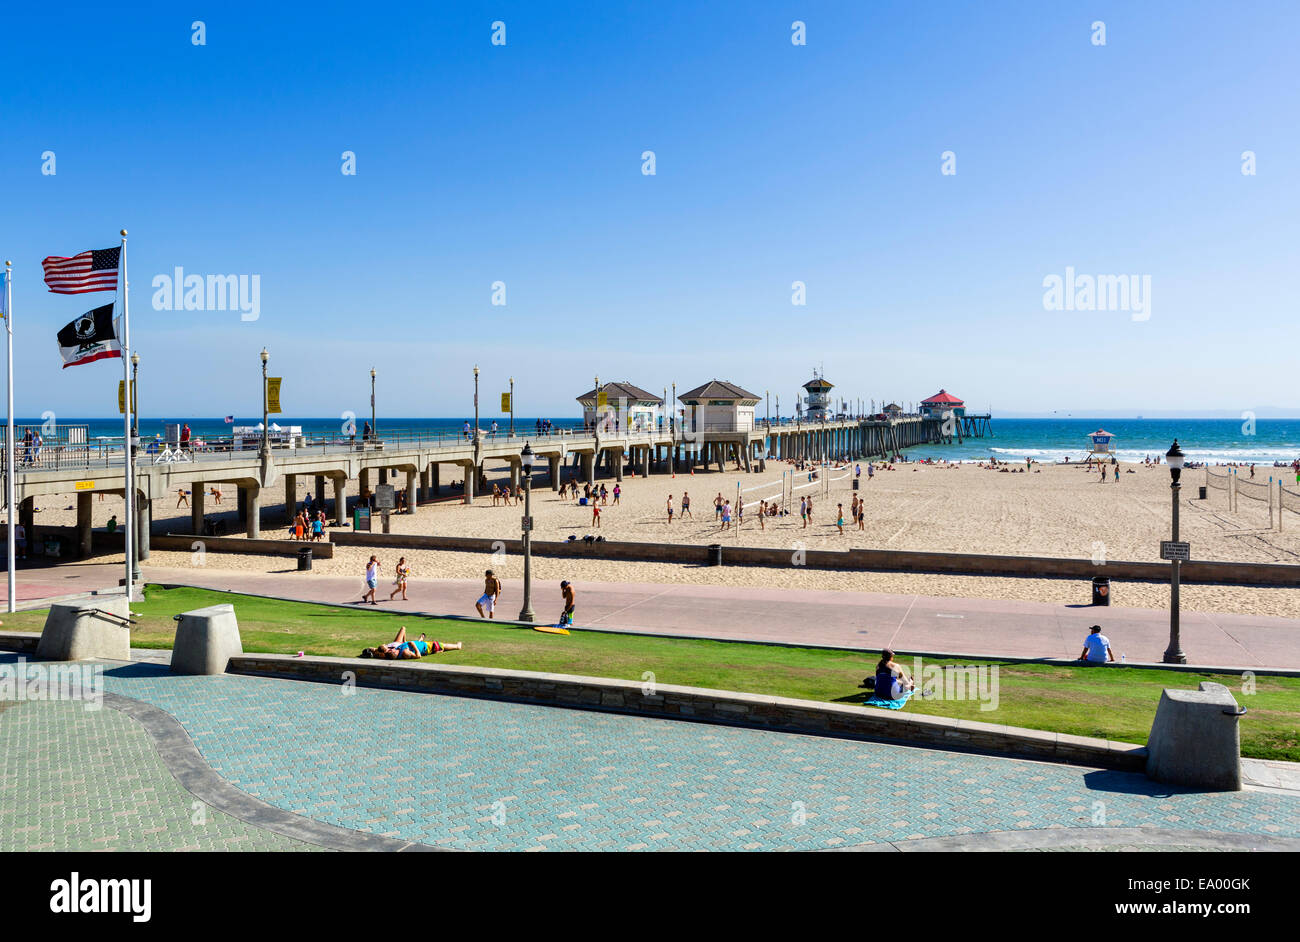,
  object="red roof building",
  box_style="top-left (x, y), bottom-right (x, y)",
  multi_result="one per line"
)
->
top-left (920, 389), bottom-right (965, 418)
